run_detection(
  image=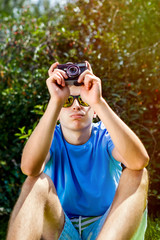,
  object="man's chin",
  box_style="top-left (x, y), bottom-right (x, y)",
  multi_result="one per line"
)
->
top-left (71, 121), bottom-right (91, 131)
